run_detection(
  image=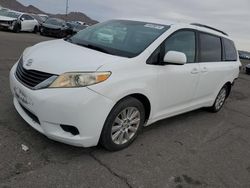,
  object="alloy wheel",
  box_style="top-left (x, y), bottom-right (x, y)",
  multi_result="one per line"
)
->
top-left (111, 107), bottom-right (141, 145)
top-left (215, 88), bottom-right (227, 110)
